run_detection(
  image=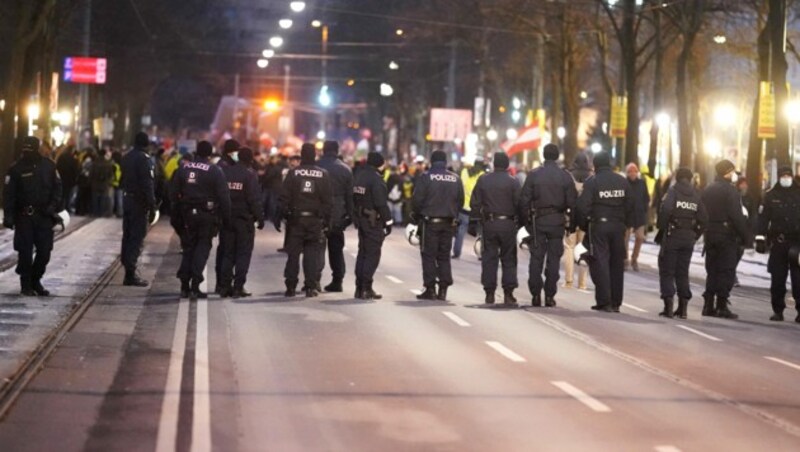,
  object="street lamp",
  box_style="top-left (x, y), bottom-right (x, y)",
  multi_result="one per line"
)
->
top-left (705, 138), bottom-right (722, 159)
top-left (279, 19), bottom-right (293, 29)
top-left (388, 61), bottom-right (399, 70)
top-left (655, 112), bottom-right (670, 130)
top-left (318, 85), bottom-right (331, 107)
top-left (380, 83), bottom-right (394, 97)
top-left (591, 142), bottom-right (603, 153)
top-left (557, 127), bottom-right (566, 140)
top-left (311, 20), bottom-right (322, 28)
top-left (257, 59), bottom-right (269, 68)
top-left (506, 128), bottom-right (518, 141)
top-left (269, 36), bottom-right (284, 48)
top-left (486, 129), bottom-right (498, 142)
top-left (290, 1), bottom-right (306, 13)
top-left (262, 49), bottom-right (275, 58)
top-left (316, 130), bottom-right (326, 140)
top-left (714, 103), bottom-right (737, 128)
